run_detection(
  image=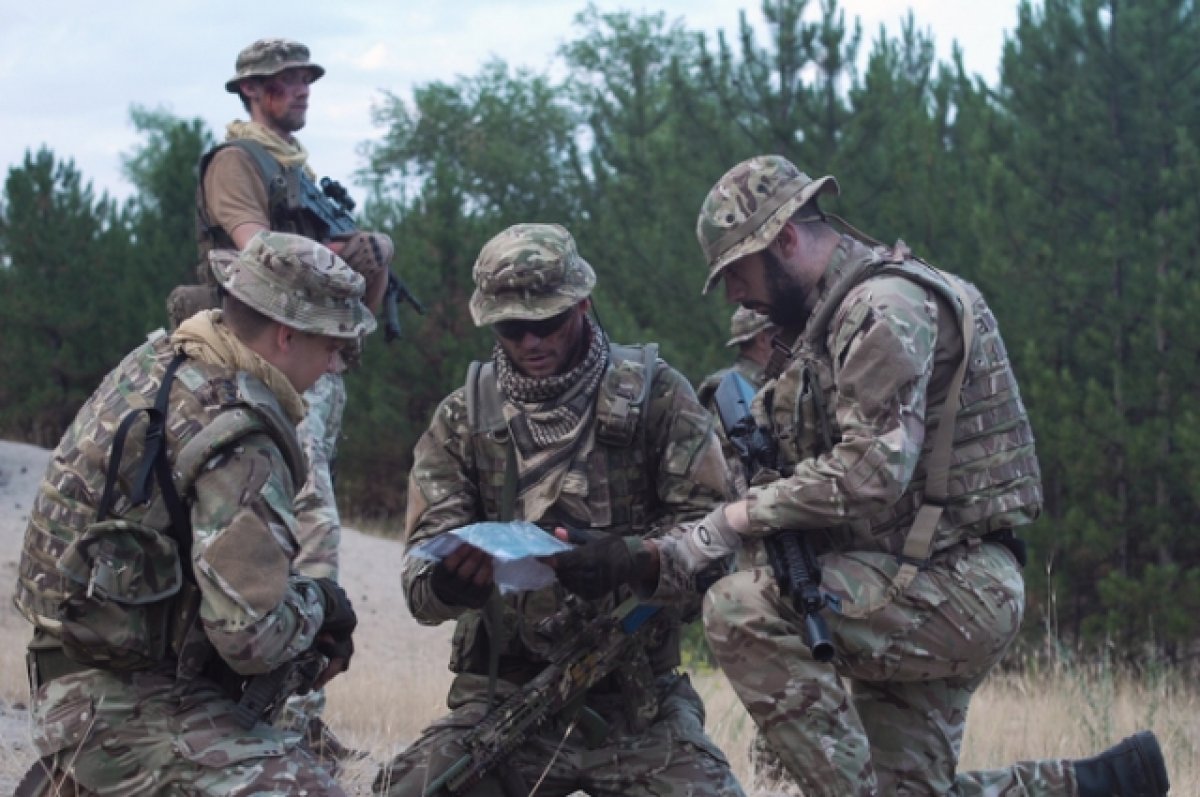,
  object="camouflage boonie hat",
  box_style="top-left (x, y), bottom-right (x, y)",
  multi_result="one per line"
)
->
top-left (225, 38), bottom-right (325, 93)
top-left (210, 232), bottom-right (376, 339)
top-left (697, 155), bottom-right (839, 294)
top-left (725, 306), bottom-right (774, 347)
top-left (469, 223), bottom-right (596, 327)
